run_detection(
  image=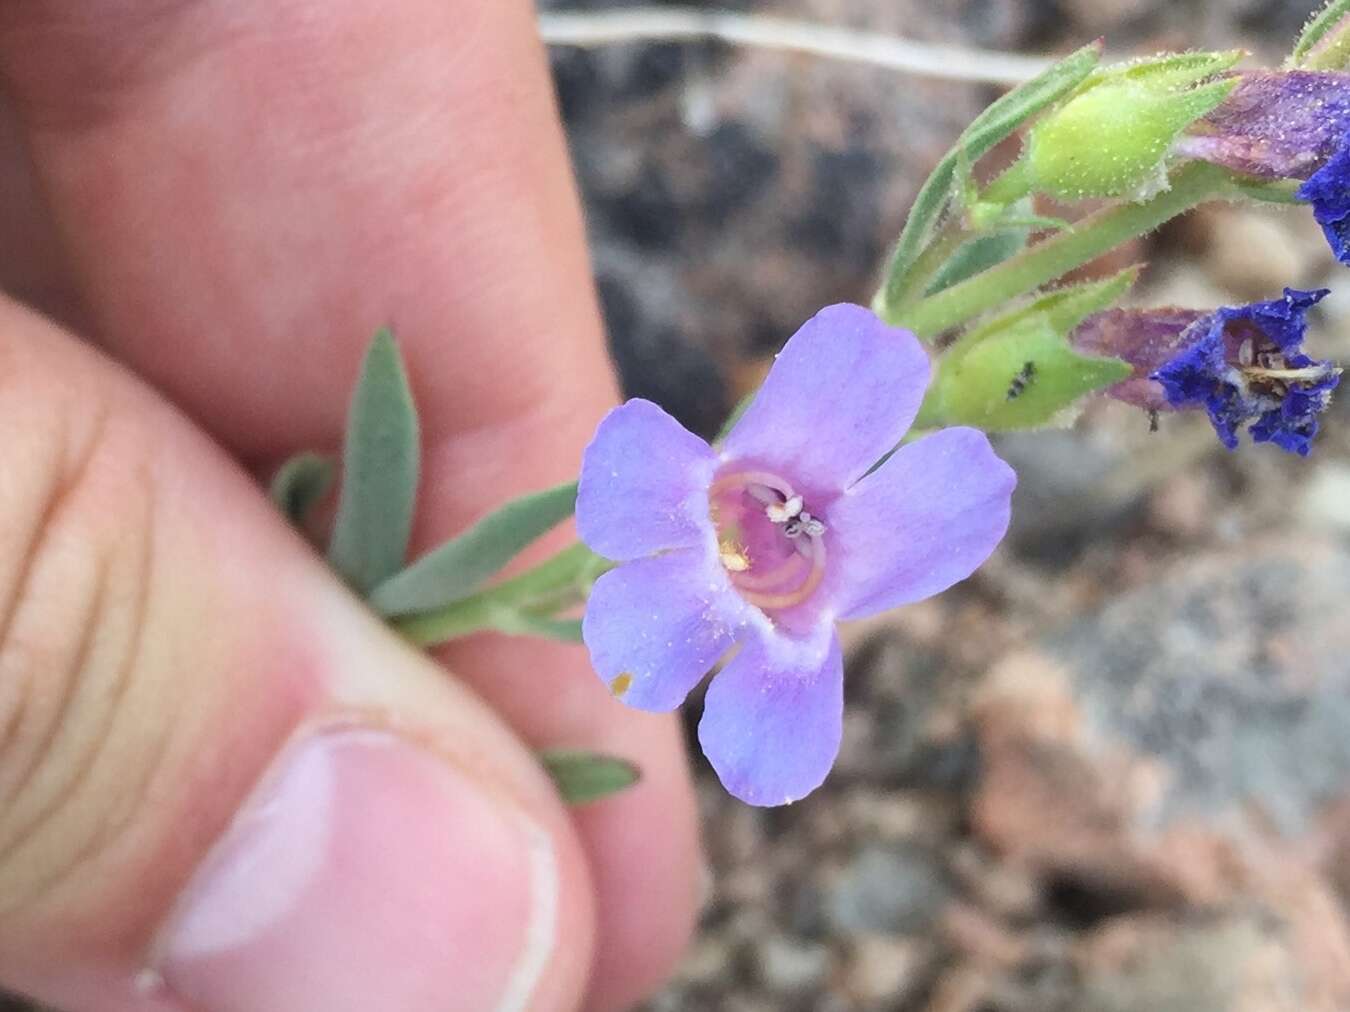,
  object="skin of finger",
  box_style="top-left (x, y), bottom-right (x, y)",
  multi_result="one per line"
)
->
top-left (0, 1), bottom-right (705, 1006)
top-left (0, 97), bottom-right (83, 330)
top-left (0, 295), bottom-right (594, 1012)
